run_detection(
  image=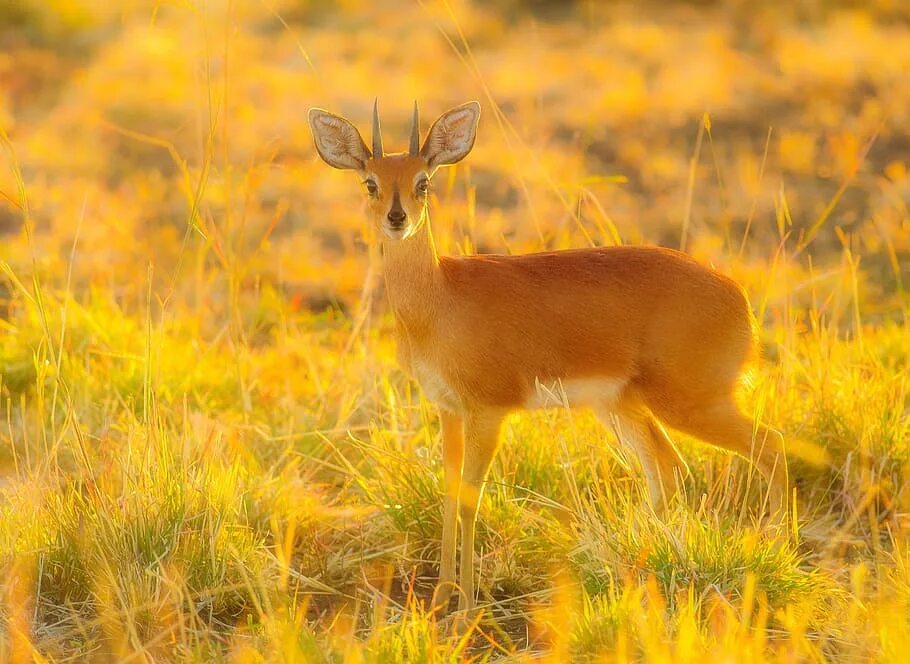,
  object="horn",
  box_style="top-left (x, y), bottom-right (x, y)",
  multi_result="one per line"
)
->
top-left (409, 100), bottom-right (420, 156)
top-left (372, 97), bottom-right (383, 158)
